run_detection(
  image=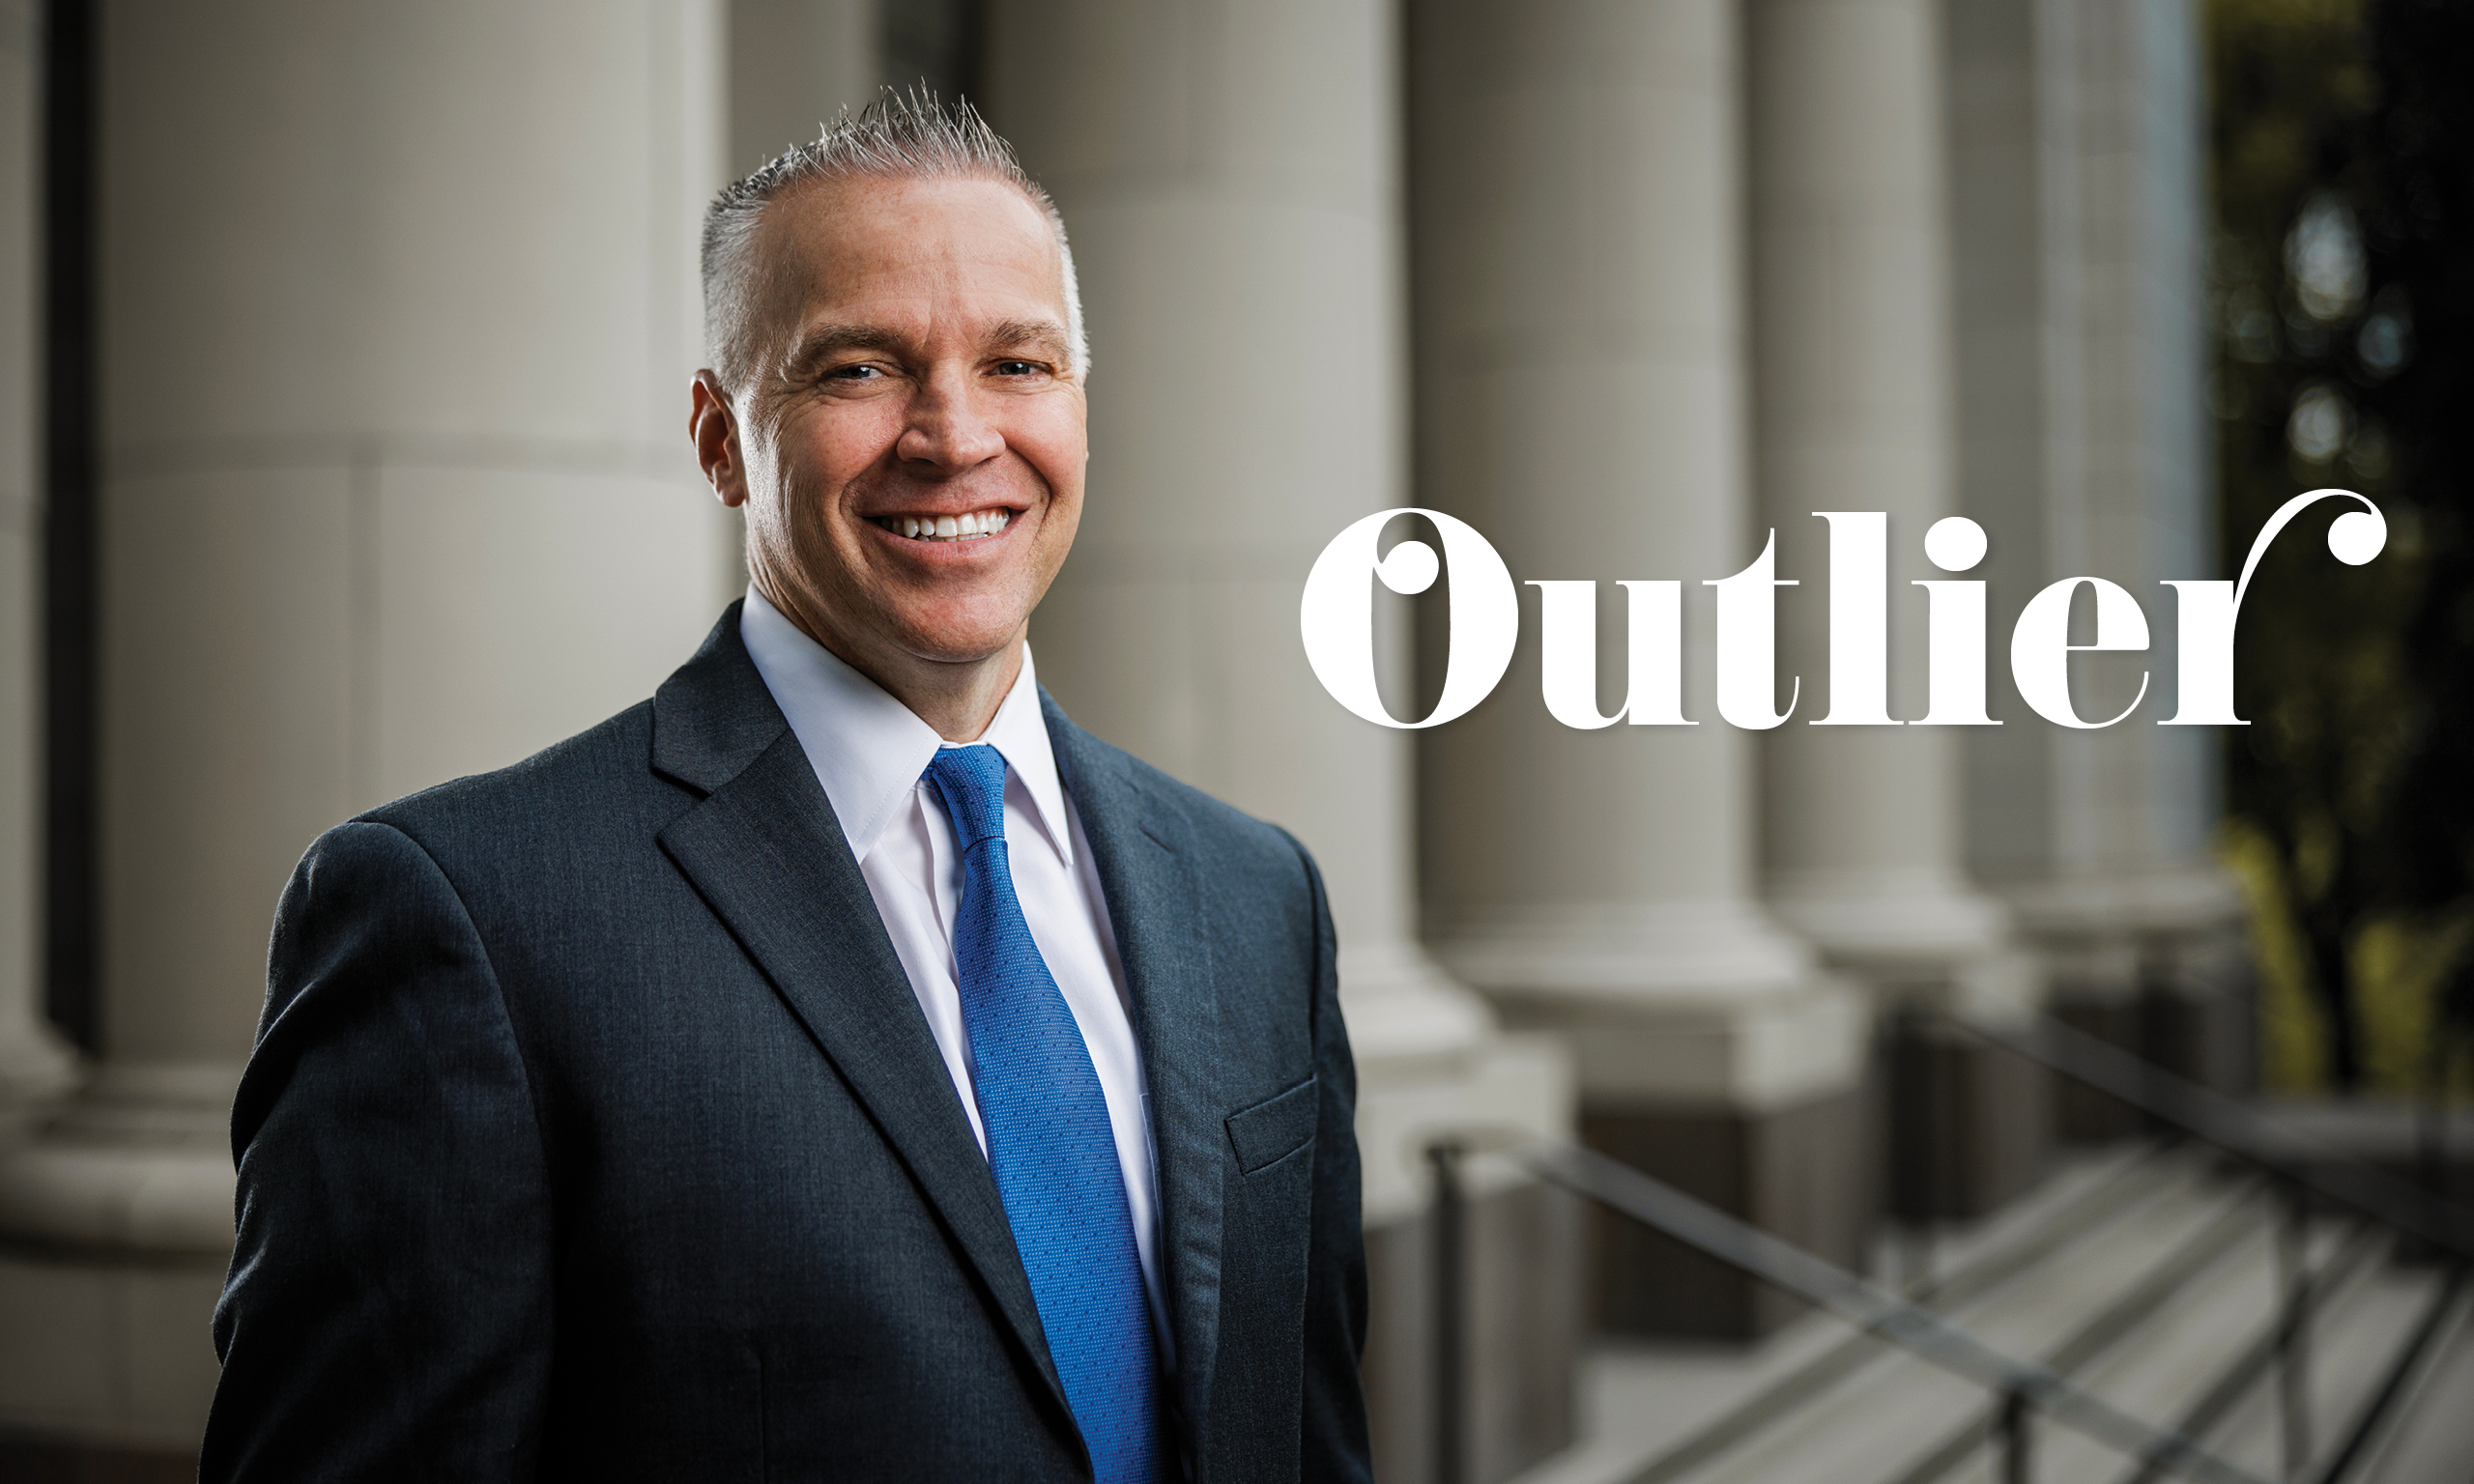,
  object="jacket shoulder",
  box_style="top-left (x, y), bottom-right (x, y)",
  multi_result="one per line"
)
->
top-left (351, 700), bottom-right (672, 862)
